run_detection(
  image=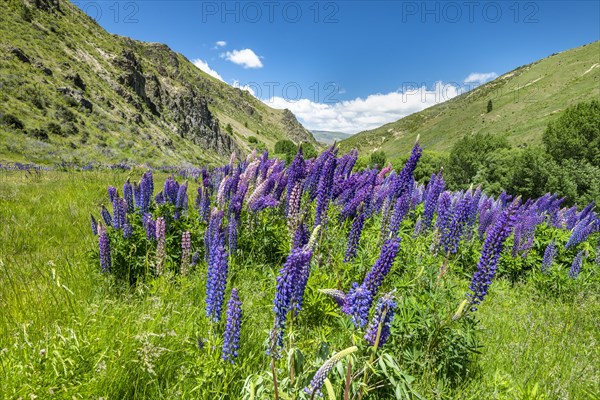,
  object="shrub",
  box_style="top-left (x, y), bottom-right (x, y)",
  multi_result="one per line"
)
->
top-left (369, 150), bottom-right (386, 168)
top-left (0, 113), bottom-right (25, 130)
top-left (543, 100), bottom-right (600, 166)
top-left (47, 122), bottom-right (62, 136)
top-left (446, 133), bottom-right (510, 189)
